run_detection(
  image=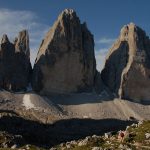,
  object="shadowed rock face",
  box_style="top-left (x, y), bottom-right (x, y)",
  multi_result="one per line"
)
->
top-left (101, 23), bottom-right (150, 102)
top-left (0, 30), bottom-right (32, 91)
top-left (32, 9), bottom-right (97, 94)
